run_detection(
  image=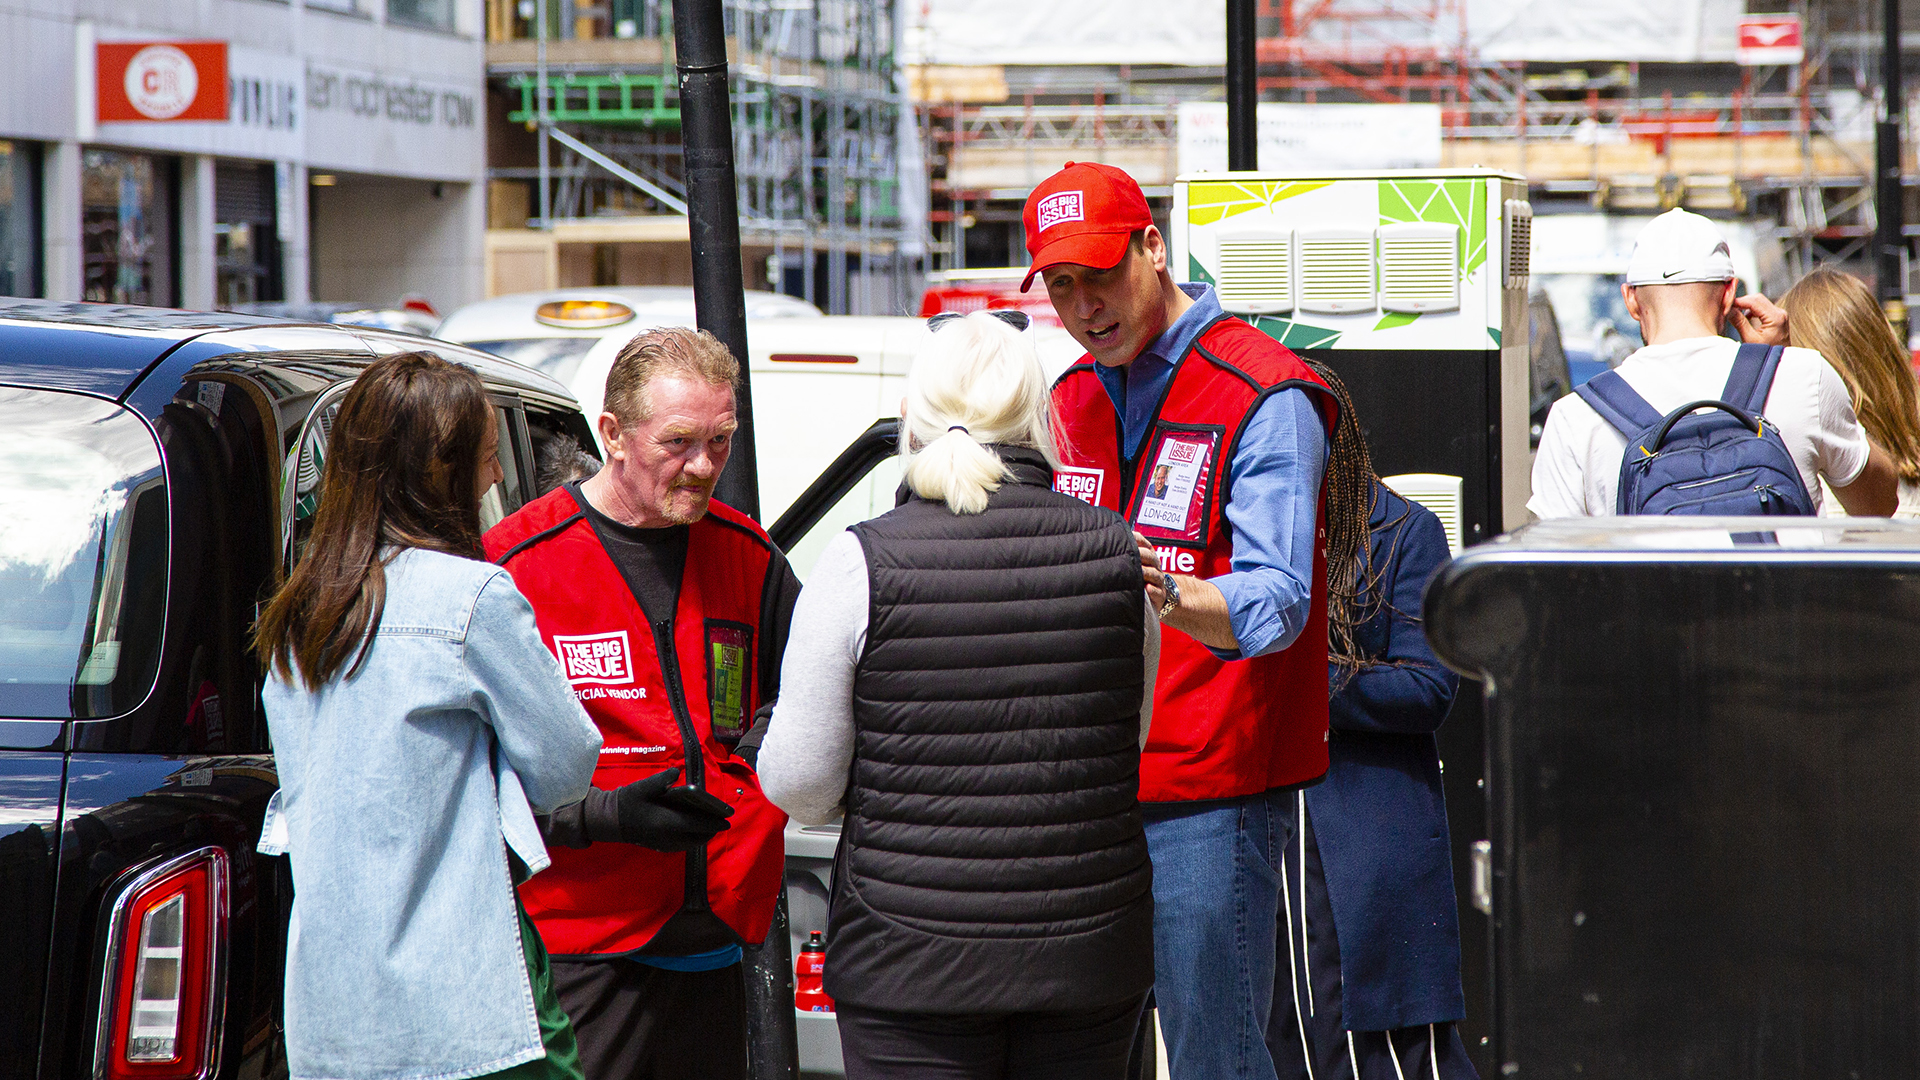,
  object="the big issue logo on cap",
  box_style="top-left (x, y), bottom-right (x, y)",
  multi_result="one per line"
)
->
top-left (97, 41), bottom-right (230, 123)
